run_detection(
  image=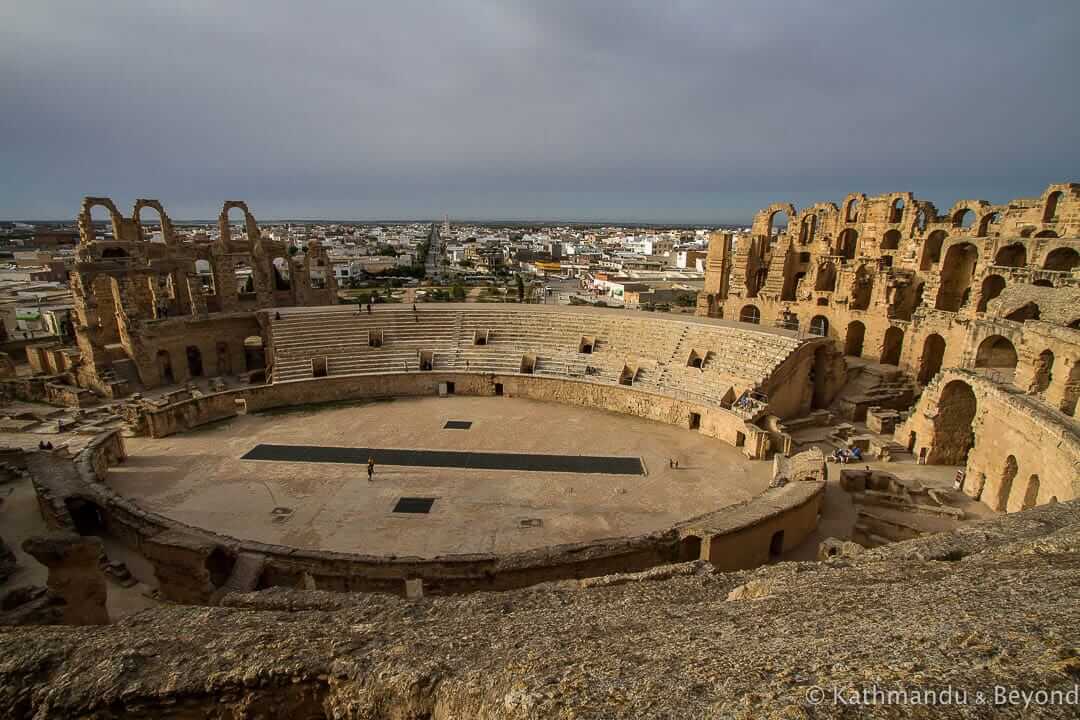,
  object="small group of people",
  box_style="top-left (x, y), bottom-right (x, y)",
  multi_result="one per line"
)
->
top-left (830, 446), bottom-right (862, 464)
top-left (668, 458), bottom-right (680, 469)
top-left (37, 440), bottom-right (54, 450)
